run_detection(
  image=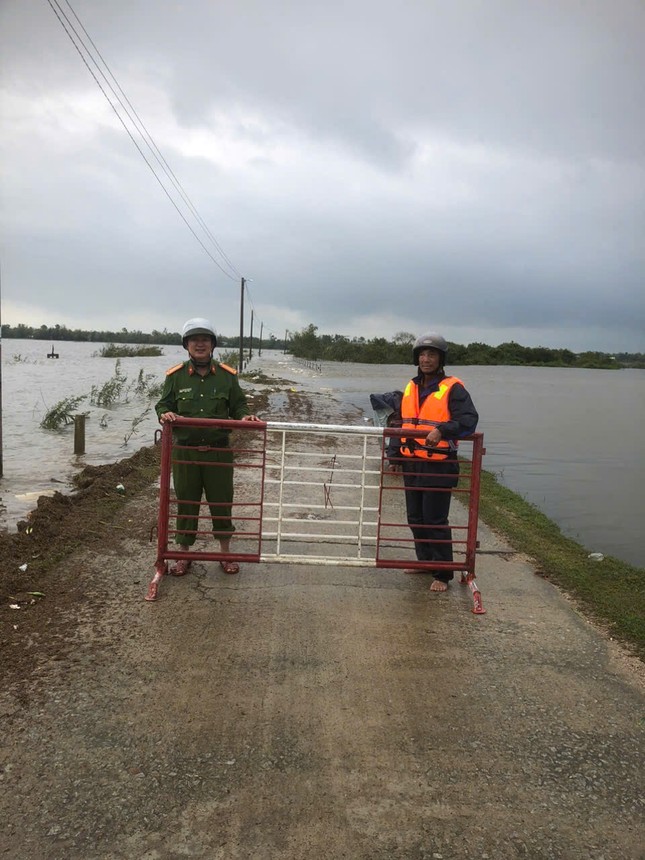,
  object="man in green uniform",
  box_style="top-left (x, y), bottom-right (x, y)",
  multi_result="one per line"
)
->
top-left (155, 317), bottom-right (260, 575)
